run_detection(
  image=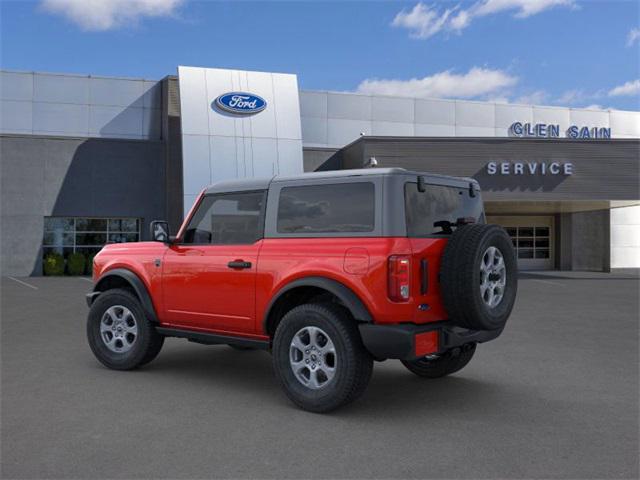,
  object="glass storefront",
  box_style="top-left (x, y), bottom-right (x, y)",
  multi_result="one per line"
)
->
top-left (43, 217), bottom-right (140, 261)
